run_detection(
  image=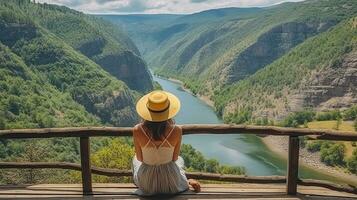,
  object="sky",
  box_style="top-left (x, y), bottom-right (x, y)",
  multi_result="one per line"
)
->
top-left (36, 0), bottom-right (305, 14)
